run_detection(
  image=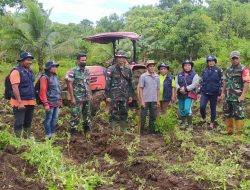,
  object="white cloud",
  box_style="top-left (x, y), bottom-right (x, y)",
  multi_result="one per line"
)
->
top-left (38, 0), bottom-right (158, 24)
